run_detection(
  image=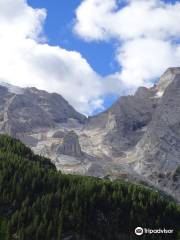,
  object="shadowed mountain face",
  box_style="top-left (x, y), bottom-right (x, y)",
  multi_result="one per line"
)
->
top-left (0, 68), bottom-right (180, 201)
